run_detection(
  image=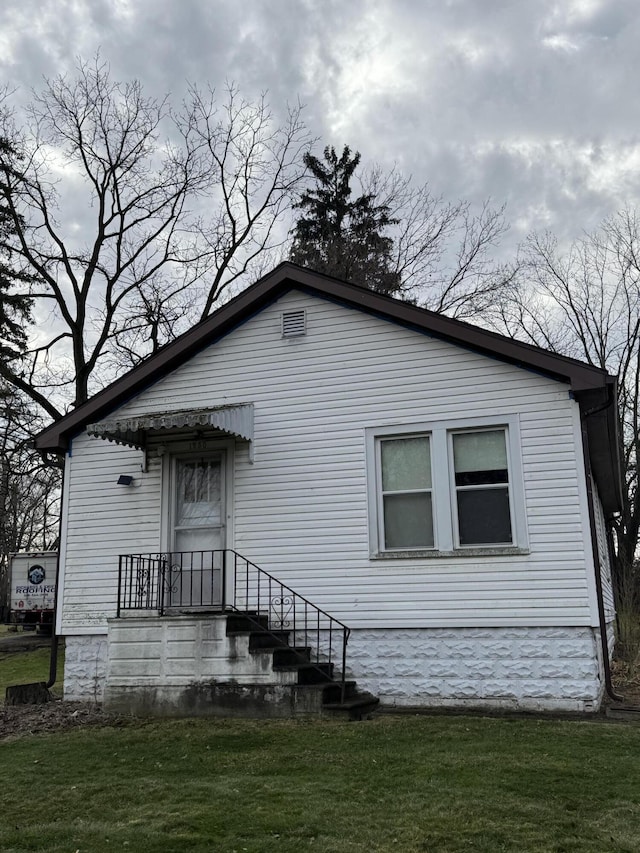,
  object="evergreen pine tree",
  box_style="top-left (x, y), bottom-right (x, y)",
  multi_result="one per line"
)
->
top-left (290, 146), bottom-right (401, 296)
top-left (0, 138), bottom-right (32, 362)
